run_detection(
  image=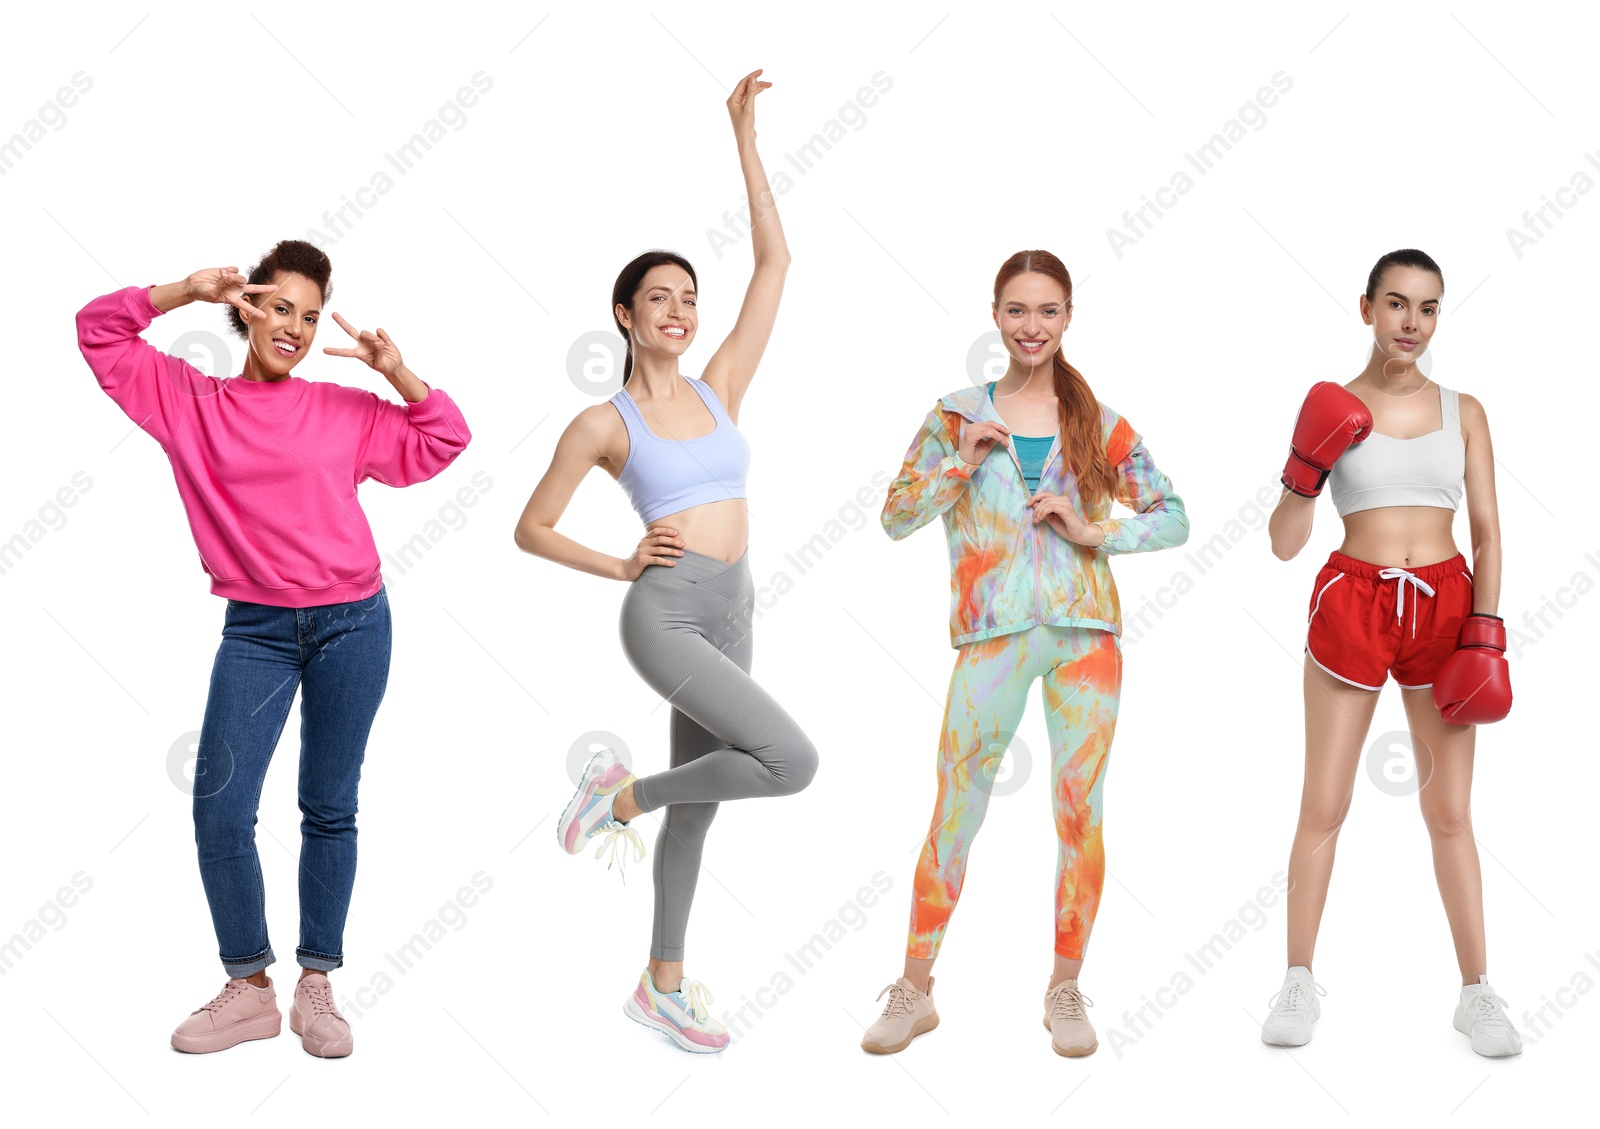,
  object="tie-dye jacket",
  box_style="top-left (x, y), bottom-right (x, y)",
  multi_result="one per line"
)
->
top-left (882, 383), bottom-right (1189, 647)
